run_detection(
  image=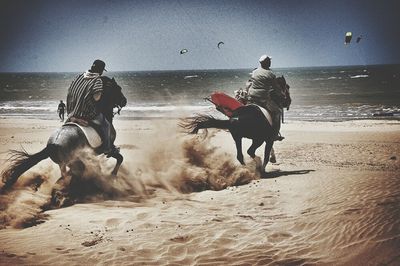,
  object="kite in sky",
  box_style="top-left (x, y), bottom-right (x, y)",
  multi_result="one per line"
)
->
top-left (345, 32), bottom-right (352, 45)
